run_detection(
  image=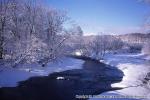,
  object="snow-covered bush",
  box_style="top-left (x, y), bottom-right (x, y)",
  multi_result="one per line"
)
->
top-left (128, 43), bottom-right (142, 53)
top-left (109, 37), bottom-right (124, 52)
